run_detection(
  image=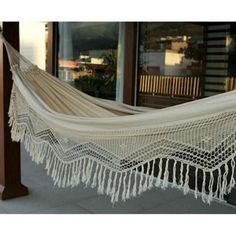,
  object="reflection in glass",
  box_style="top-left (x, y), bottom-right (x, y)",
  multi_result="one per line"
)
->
top-left (58, 22), bottom-right (119, 100)
top-left (139, 23), bottom-right (204, 76)
top-left (137, 23), bottom-right (205, 108)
